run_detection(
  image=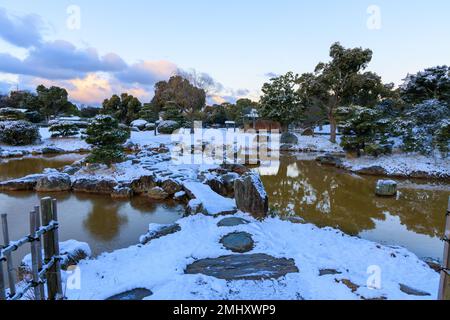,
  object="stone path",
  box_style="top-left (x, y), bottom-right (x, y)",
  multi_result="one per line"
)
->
top-left (185, 254), bottom-right (299, 280)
